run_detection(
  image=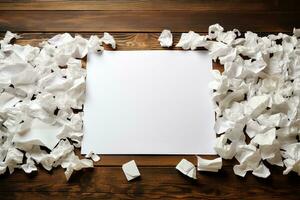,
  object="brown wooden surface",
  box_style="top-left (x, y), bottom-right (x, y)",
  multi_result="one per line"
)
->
top-left (0, 0), bottom-right (300, 32)
top-left (0, 1), bottom-right (300, 199)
